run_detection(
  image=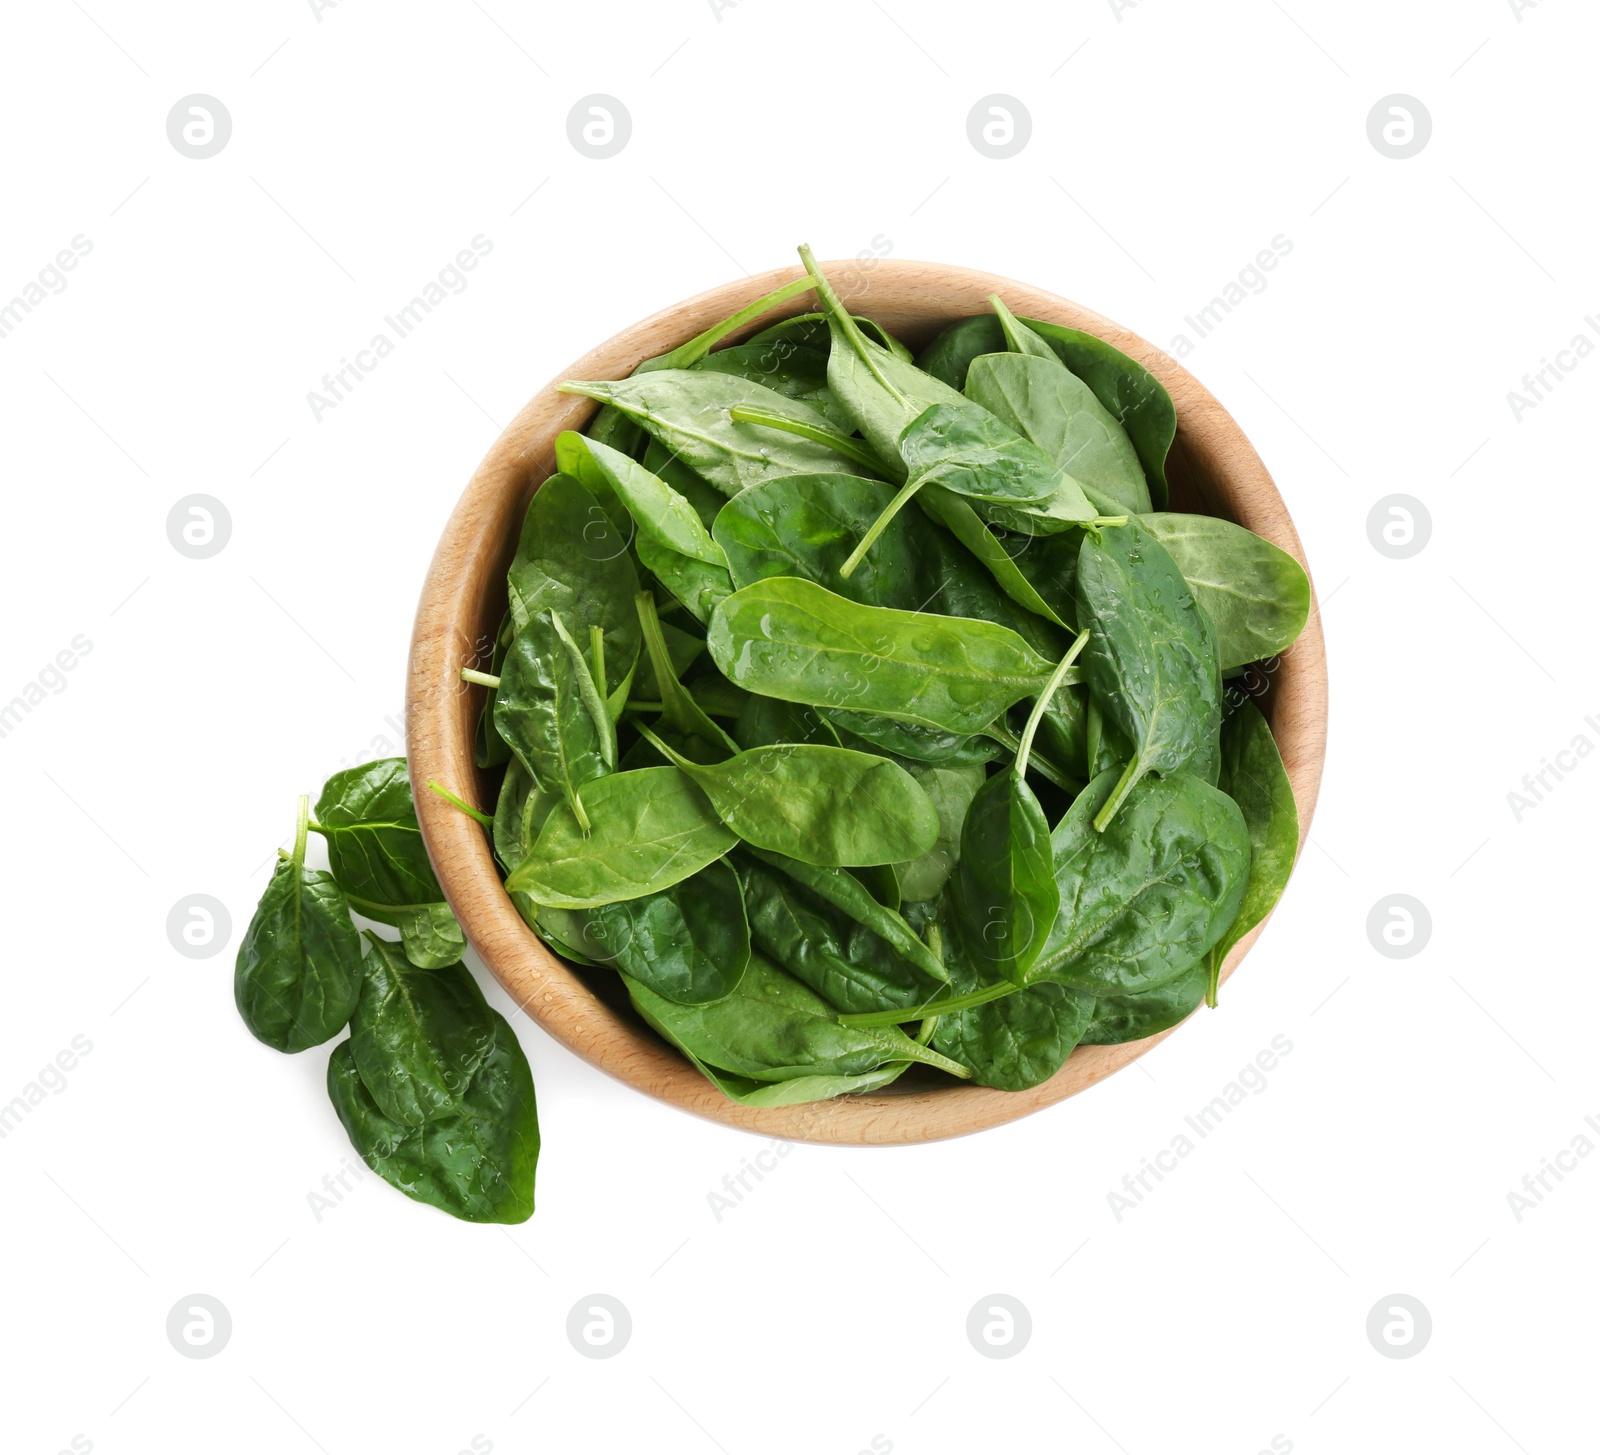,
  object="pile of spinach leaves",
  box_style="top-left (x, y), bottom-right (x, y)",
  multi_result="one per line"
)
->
top-left (477, 245), bottom-right (1309, 1102)
top-left (236, 245), bottom-right (1310, 1223)
top-left (235, 764), bottom-right (538, 1224)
